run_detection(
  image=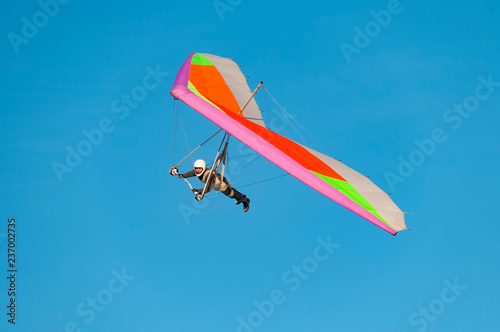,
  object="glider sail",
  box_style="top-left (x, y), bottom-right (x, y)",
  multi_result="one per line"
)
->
top-left (171, 53), bottom-right (407, 235)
